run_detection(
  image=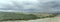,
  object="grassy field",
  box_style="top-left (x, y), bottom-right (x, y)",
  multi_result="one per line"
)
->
top-left (0, 12), bottom-right (58, 22)
top-left (0, 12), bottom-right (39, 21)
top-left (2, 15), bottom-right (60, 22)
